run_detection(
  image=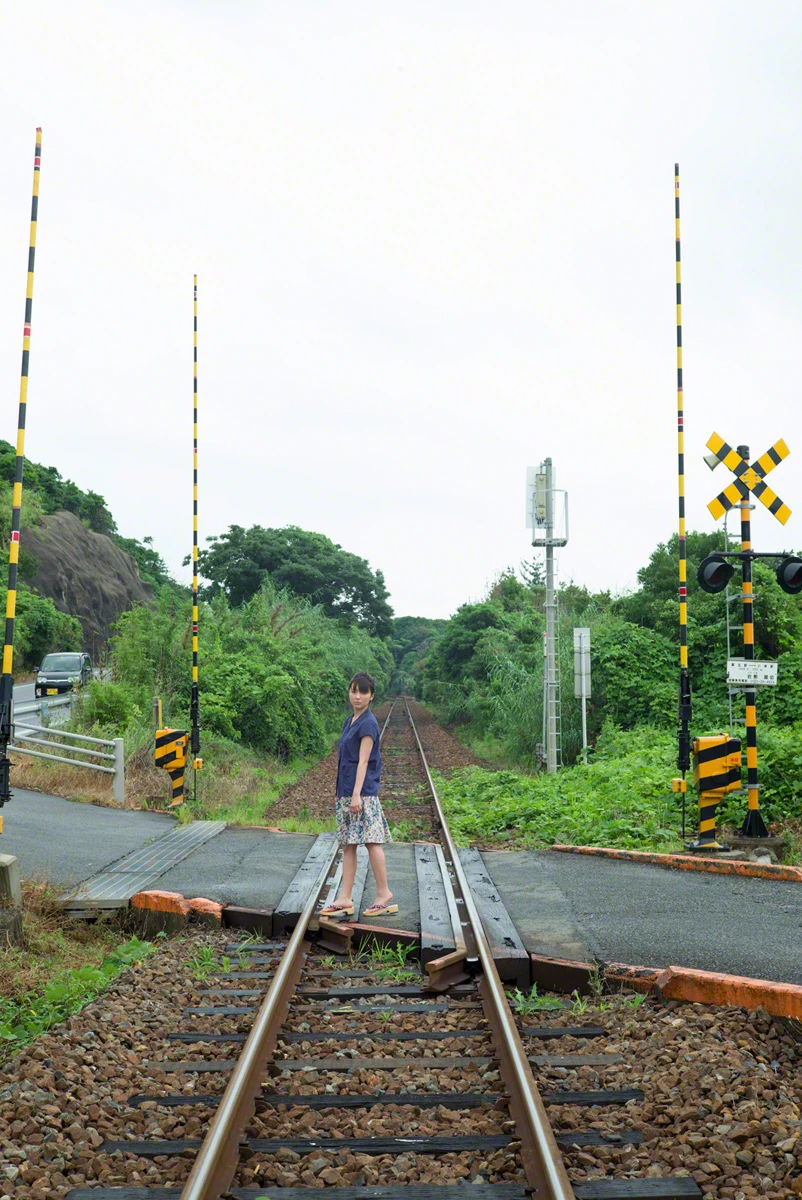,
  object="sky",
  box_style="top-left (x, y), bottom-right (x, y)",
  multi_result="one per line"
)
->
top-left (1, 2), bottom-right (802, 620)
